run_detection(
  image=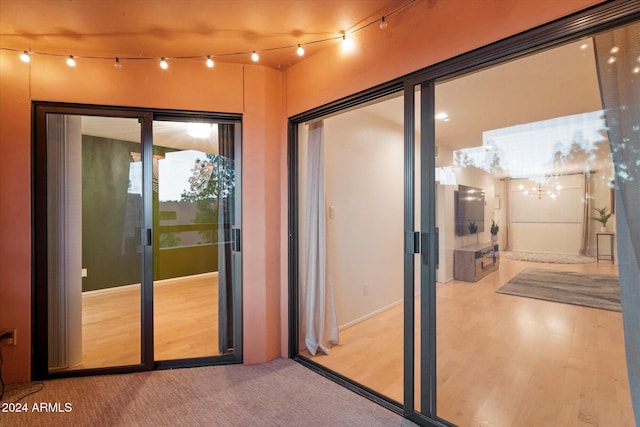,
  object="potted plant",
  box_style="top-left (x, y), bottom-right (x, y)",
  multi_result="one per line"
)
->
top-left (490, 219), bottom-right (499, 244)
top-left (468, 220), bottom-right (478, 235)
top-left (592, 206), bottom-right (613, 232)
